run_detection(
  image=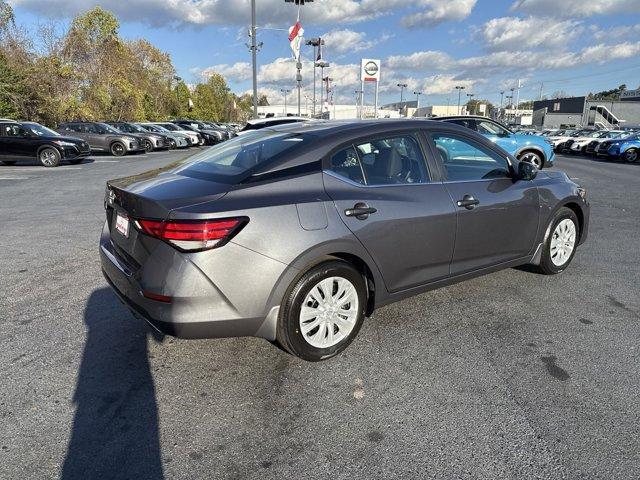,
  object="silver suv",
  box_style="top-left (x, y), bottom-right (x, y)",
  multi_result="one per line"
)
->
top-left (57, 122), bottom-right (145, 157)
